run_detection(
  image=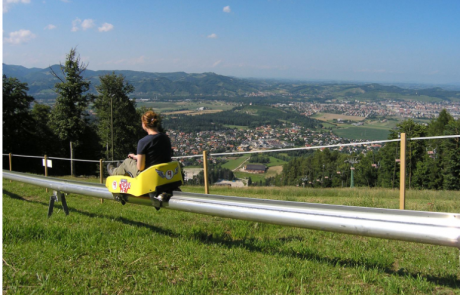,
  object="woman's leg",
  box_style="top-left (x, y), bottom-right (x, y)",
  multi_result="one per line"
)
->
top-left (112, 158), bottom-right (139, 176)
